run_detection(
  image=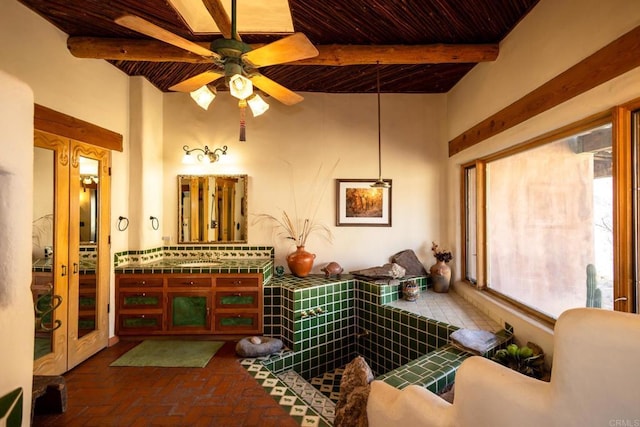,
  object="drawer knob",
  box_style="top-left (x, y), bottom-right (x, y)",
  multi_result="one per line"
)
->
top-left (233, 293), bottom-right (242, 297)
top-left (142, 292), bottom-right (146, 297)
top-left (141, 281), bottom-right (146, 285)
